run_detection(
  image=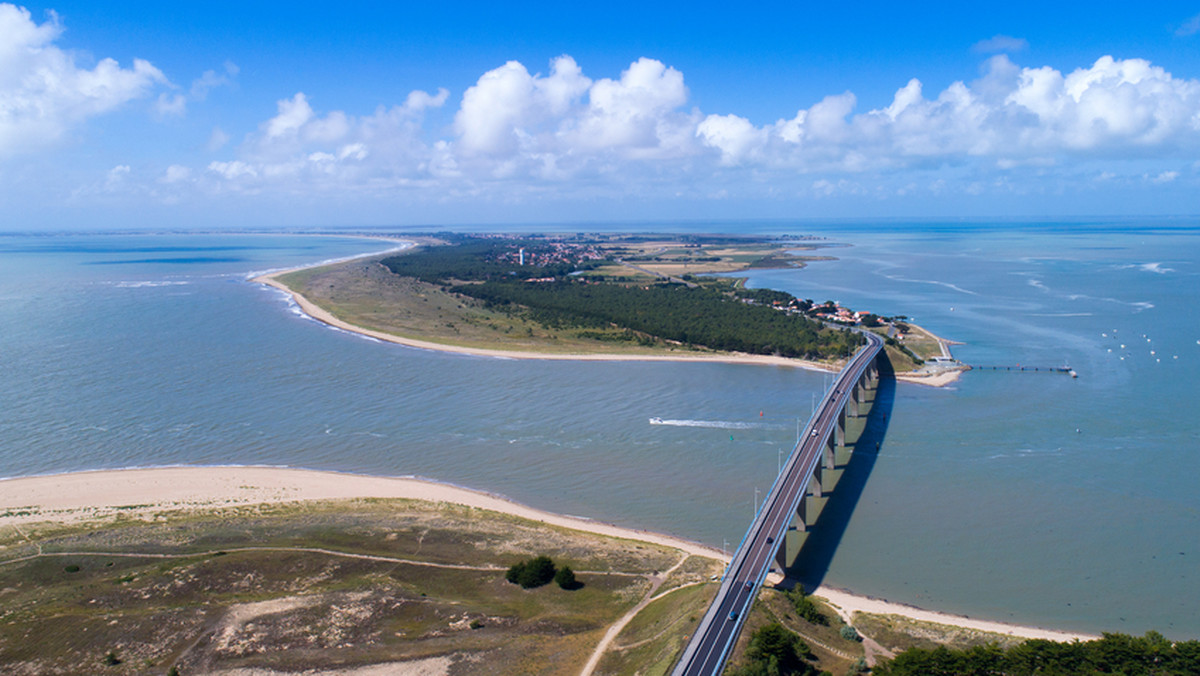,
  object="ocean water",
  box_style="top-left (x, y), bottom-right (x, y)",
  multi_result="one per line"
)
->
top-left (0, 223), bottom-right (1197, 638)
